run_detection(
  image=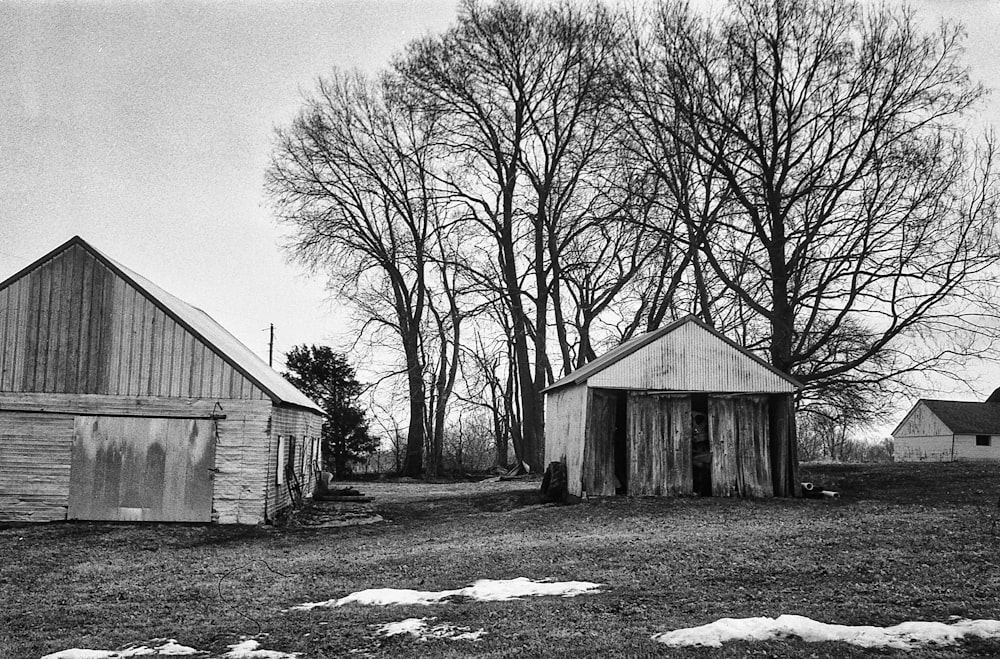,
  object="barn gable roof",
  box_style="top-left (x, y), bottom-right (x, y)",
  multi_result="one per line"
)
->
top-left (910, 399), bottom-right (1000, 435)
top-left (544, 315), bottom-right (801, 394)
top-left (0, 236), bottom-right (322, 414)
